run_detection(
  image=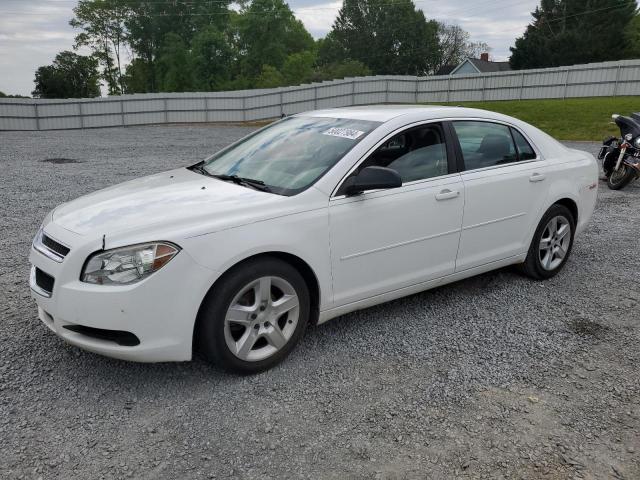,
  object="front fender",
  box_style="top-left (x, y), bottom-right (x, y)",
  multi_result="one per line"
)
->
top-left (181, 206), bottom-right (333, 310)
